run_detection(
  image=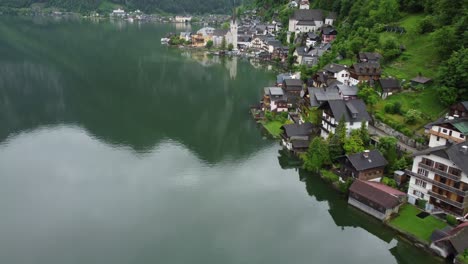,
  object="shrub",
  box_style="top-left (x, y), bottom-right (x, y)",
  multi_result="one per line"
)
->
top-left (320, 169), bottom-right (339, 183)
top-left (446, 214), bottom-right (458, 226)
top-left (418, 16), bottom-right (435, 34)
top-left (381, 177), bottom-right (397, 188)
top-left (338, 178), bottom-right (353, 193)
top-left (404, 109), bottom-right (422, 124)
top-left (416, 199), bottom-right (427, 210)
